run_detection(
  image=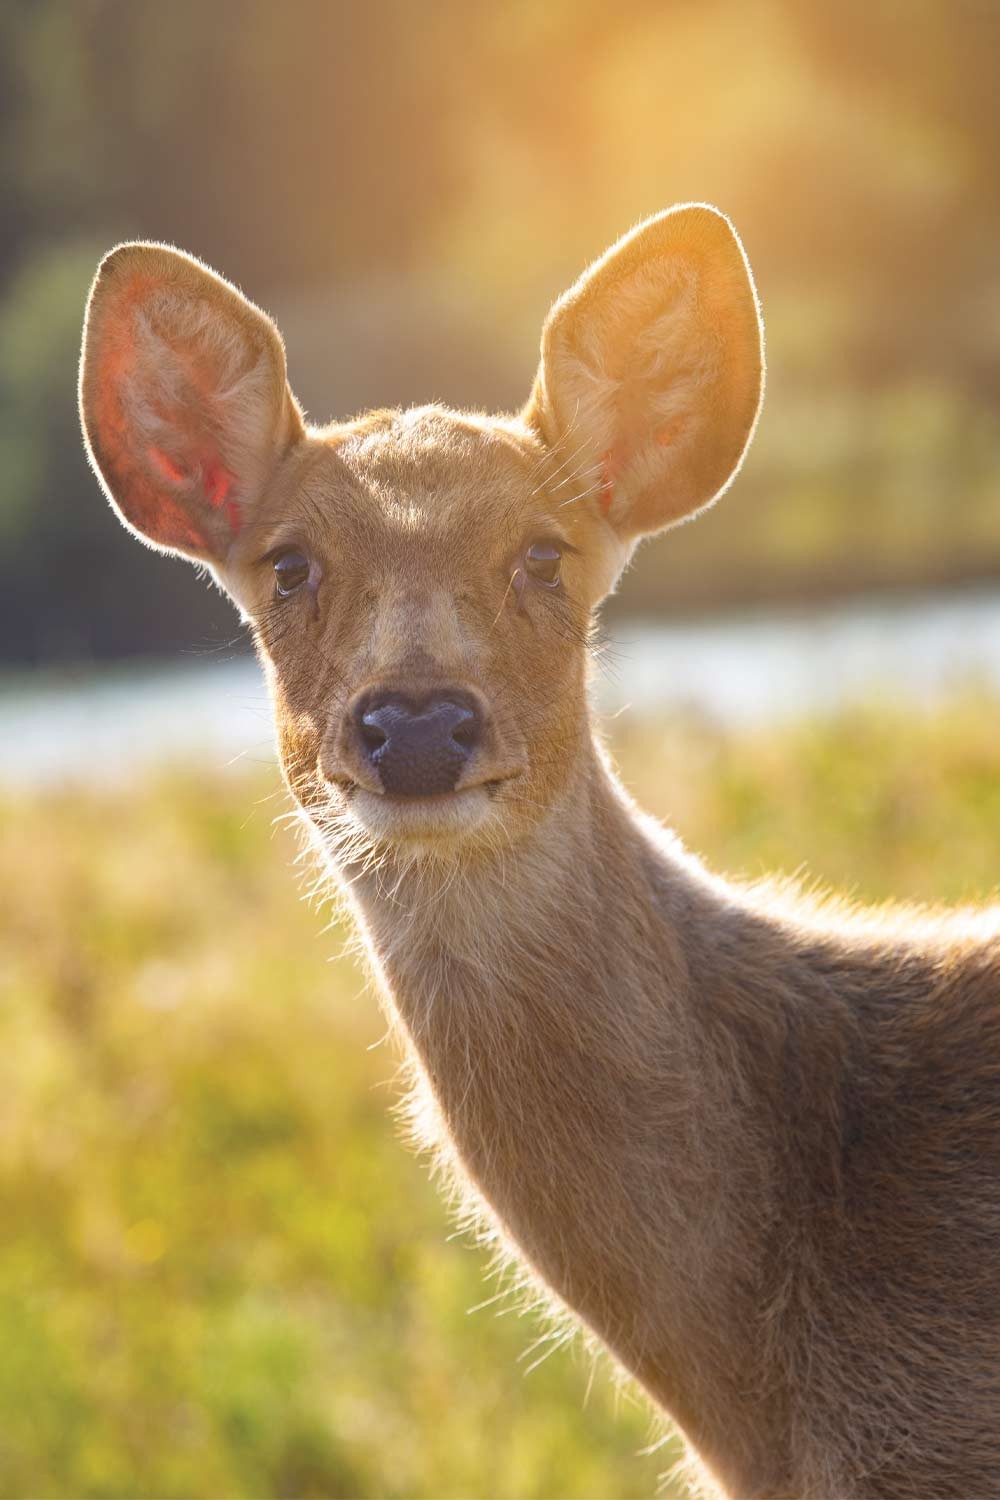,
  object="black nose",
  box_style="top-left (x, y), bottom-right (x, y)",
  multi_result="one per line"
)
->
top-left (354, 692), bottom-right (483, 797)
